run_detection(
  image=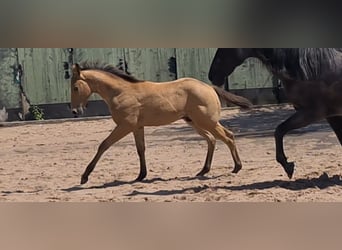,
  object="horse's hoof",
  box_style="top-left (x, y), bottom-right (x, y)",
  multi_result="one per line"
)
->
top-left (80, 176), bottom-right (88, 185)
top-left (284, 162), bottom-right (295, 179)
top-left (196, 171), bottom-right (207, 177)
top-left (232, 164), bottom-right (242, 174)
top-left (135, 173), bottom-right (146, 182)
